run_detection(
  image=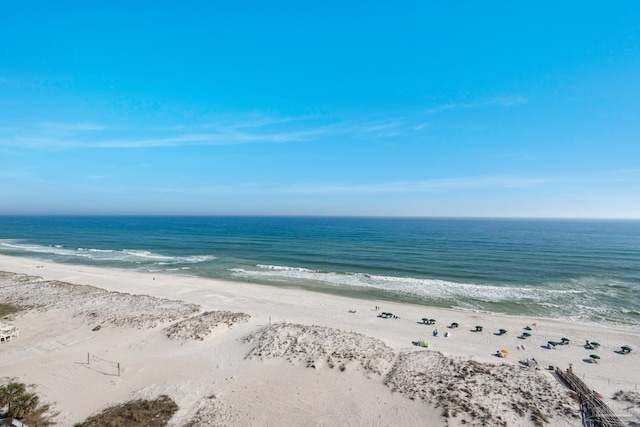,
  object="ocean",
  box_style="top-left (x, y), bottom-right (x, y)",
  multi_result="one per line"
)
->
top-left (0, 216), bottom-right (639, 329)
